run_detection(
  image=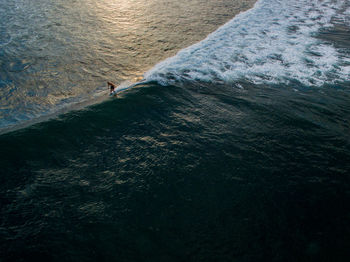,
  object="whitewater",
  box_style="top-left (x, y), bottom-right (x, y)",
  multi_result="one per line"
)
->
top-left (145, 0), bottom-right (350, 87)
